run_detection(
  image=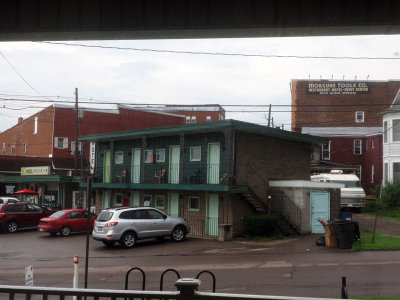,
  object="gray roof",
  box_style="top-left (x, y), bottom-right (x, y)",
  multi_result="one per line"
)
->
top-left (302, 127), bottom-right (382, 137)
